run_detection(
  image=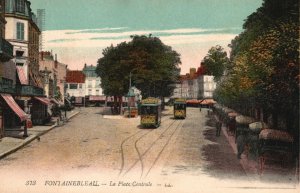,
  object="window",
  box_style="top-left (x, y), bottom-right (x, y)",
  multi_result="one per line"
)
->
top-left (16, 0), bottom-right (25, 13)
top-left (16, 50), bottom-right (24, 57)
top-left (96, 79), bottom-right (100, 87)
top-left (79, 84), bottom-right (82, 89)
top-left (69, 84), bottom-right (78, 89)
top-left (16, 22), bottom-right (24, 40)
top-left (88, 89), bottom-right (92, 95)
